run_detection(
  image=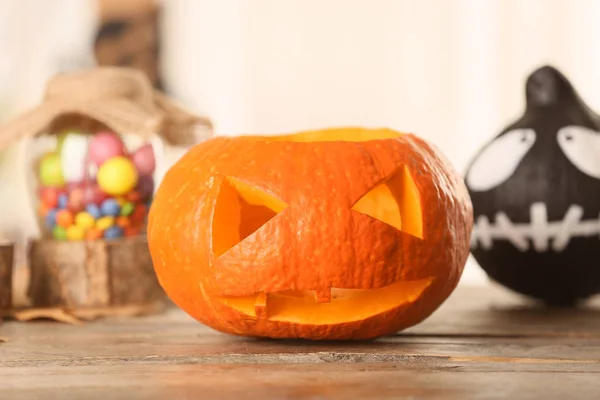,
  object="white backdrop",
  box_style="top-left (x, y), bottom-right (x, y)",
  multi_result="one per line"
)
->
top-left (2, 0), bottom-right (600, 285)
top-left (160, 0), bottom-right (600, 285)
